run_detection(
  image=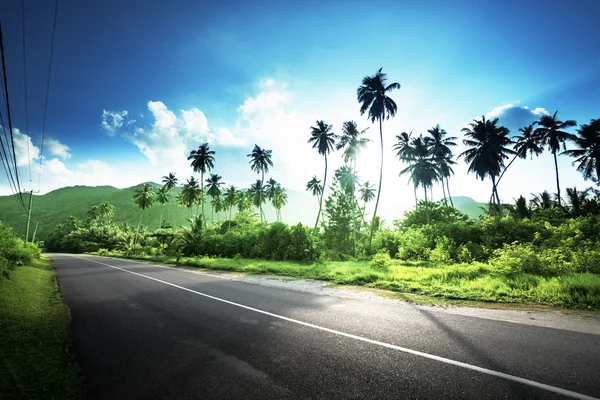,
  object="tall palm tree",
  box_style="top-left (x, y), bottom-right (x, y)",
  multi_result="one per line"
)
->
top-left (427, 125), bottom-right (457, 206)
top-left (162, 172), bottom-right (178, 191)
top-left (249, 180), bottom-right (266, 218)
top-left (224, 185), bottom-right (238, 227)
top-left (265, 178), bottom-right (279, 202)
top-left (358, 180), bottom-right (376, 224)
top-left (247, 144), bottom-right (273, 222)
top-left (336, 121), bottom-right (371, 166)
top-left (87, 205), bottom-right (100, 222)
top-left (188, 143), bottom-right (215, 219)
top-left (398, 135), bottom-right (440, 223)
top-left (308, 120), bottom-right (337, 232)
top-left (495, 123), bottom-right (544, 195)
top-left (357, 67), bottom-right (401, 251)
top-left (133, 183), bottom-right (155, 246)
top-left (236, 189), bottom-right (252, 213)
top-left (211, 195), bottom-right (225, 222)
top-left (336, 166), bottom-right (360, 257)
top-left (272, 186), bottom-right (288, 222)
top-left (531, 190), bottom-right (555, 210)
top-left (561, 118), bottom-right (600, 184)
top-left (180, 177), bottom-right (202, 217)
top-left (459, 116), bottom-right (514, 207)
top-left (306, 176), bottom-right (323, 223)
top-left (534, 111), bottom-right (577, 206)
top-left (156, 186), bottom-right (170, 227)
top-left (393, 131), bottom-right (419, 206)
top-left (205, 173), bottom-right (225, 222)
